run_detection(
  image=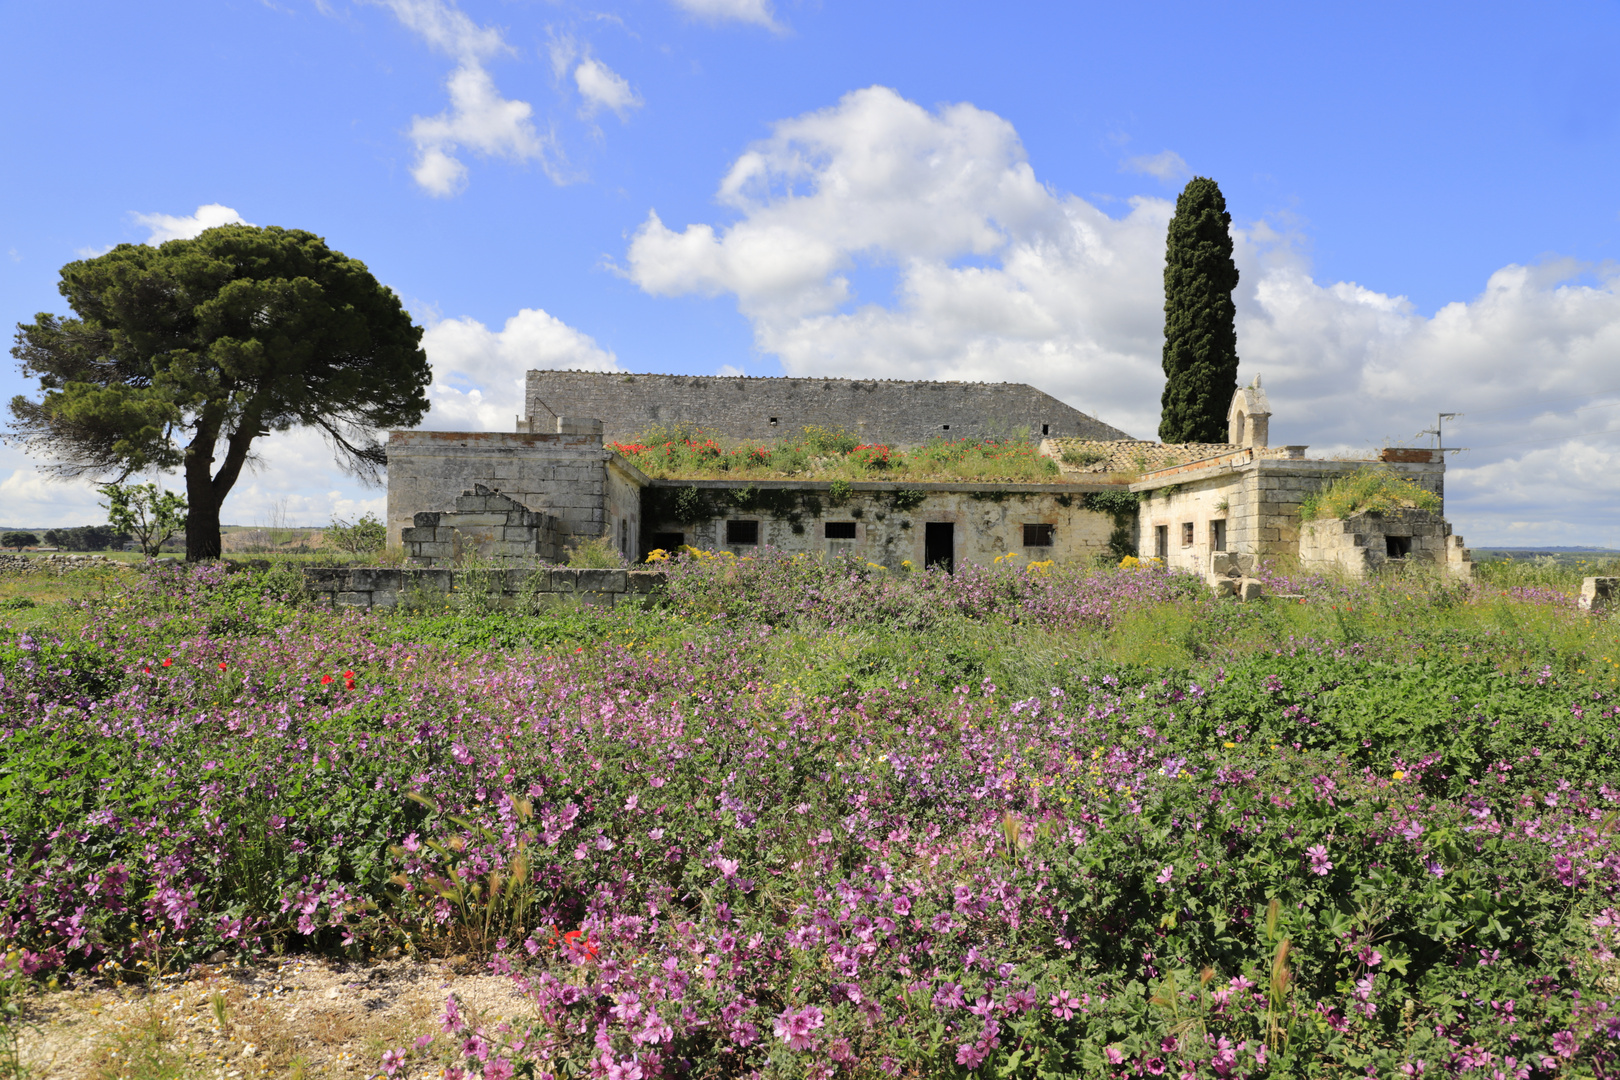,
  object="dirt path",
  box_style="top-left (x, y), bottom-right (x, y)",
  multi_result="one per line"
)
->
top-left (17, 955), bottom-right (528, 1079)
